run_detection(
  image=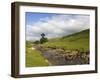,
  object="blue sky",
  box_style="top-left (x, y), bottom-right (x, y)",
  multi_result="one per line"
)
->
top-left (25, 12), bottom-right (90, 41)
top-left (26, 12), bottom-right (59, 25)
